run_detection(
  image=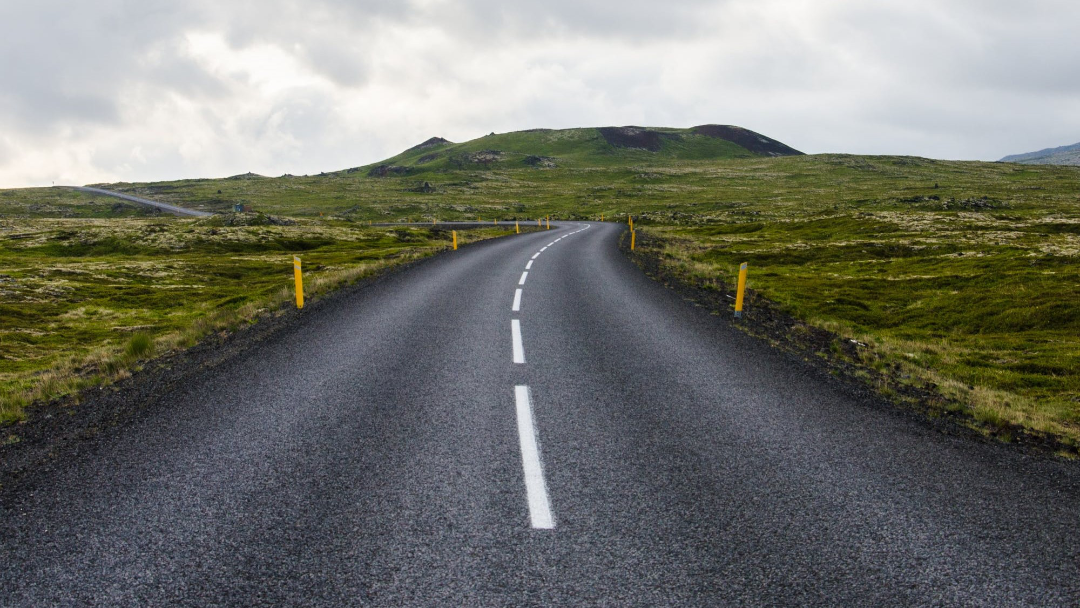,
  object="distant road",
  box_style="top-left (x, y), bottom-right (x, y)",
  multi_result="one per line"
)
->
top-left (74, 186), bottom-right (212, 217)
top-left (2, 222), bottom-right (1079, 604)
